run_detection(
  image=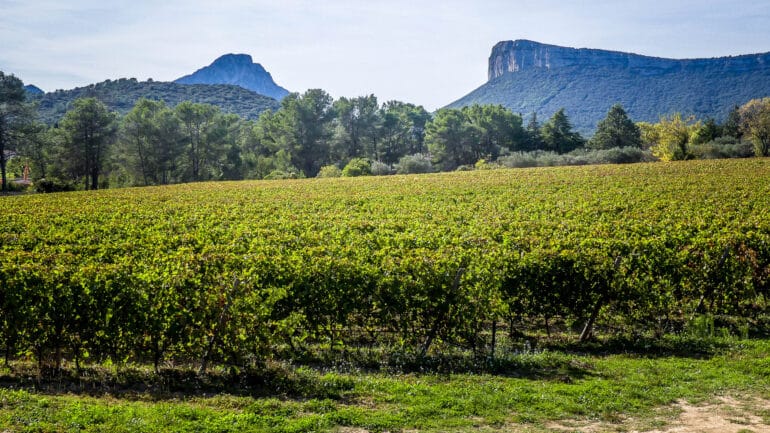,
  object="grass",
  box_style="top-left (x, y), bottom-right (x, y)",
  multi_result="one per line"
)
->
top-left (0, 339), bottom-right (768, 432)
